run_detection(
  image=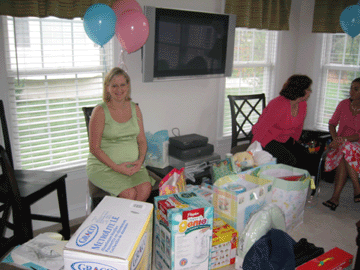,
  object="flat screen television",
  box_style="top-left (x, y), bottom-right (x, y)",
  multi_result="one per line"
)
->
top-left (142, 6), bottom-right (236, 82)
